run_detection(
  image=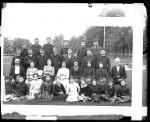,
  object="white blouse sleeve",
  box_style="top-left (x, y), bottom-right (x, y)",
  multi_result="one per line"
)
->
top-left (66, 68), bottom-right (69, 79)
